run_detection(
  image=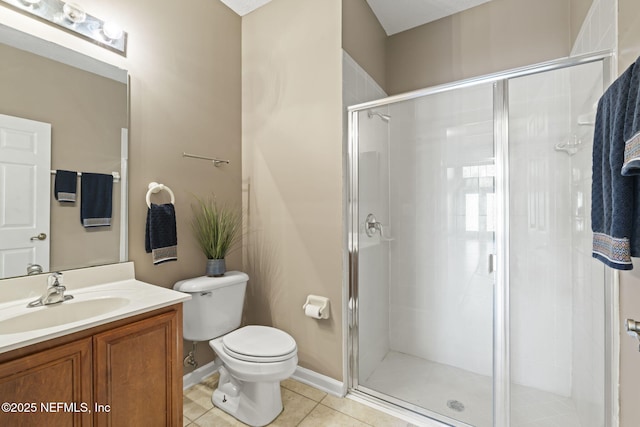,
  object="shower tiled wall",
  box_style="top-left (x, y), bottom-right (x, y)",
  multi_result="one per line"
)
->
top-left (569, 0), bottom-right (613, 424)
top-left (343, 51), bottom-right (390, 382)
top-left (388, 84), bottom-right (495, 377)
top-left (508, 70), bottom-right (575, 396)
top-left (343, 52), bottom-right (387, 108)
top-left (507, 59), bottom-right (606, 421)
top-left (570, 0), bottom-right (616, 56)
